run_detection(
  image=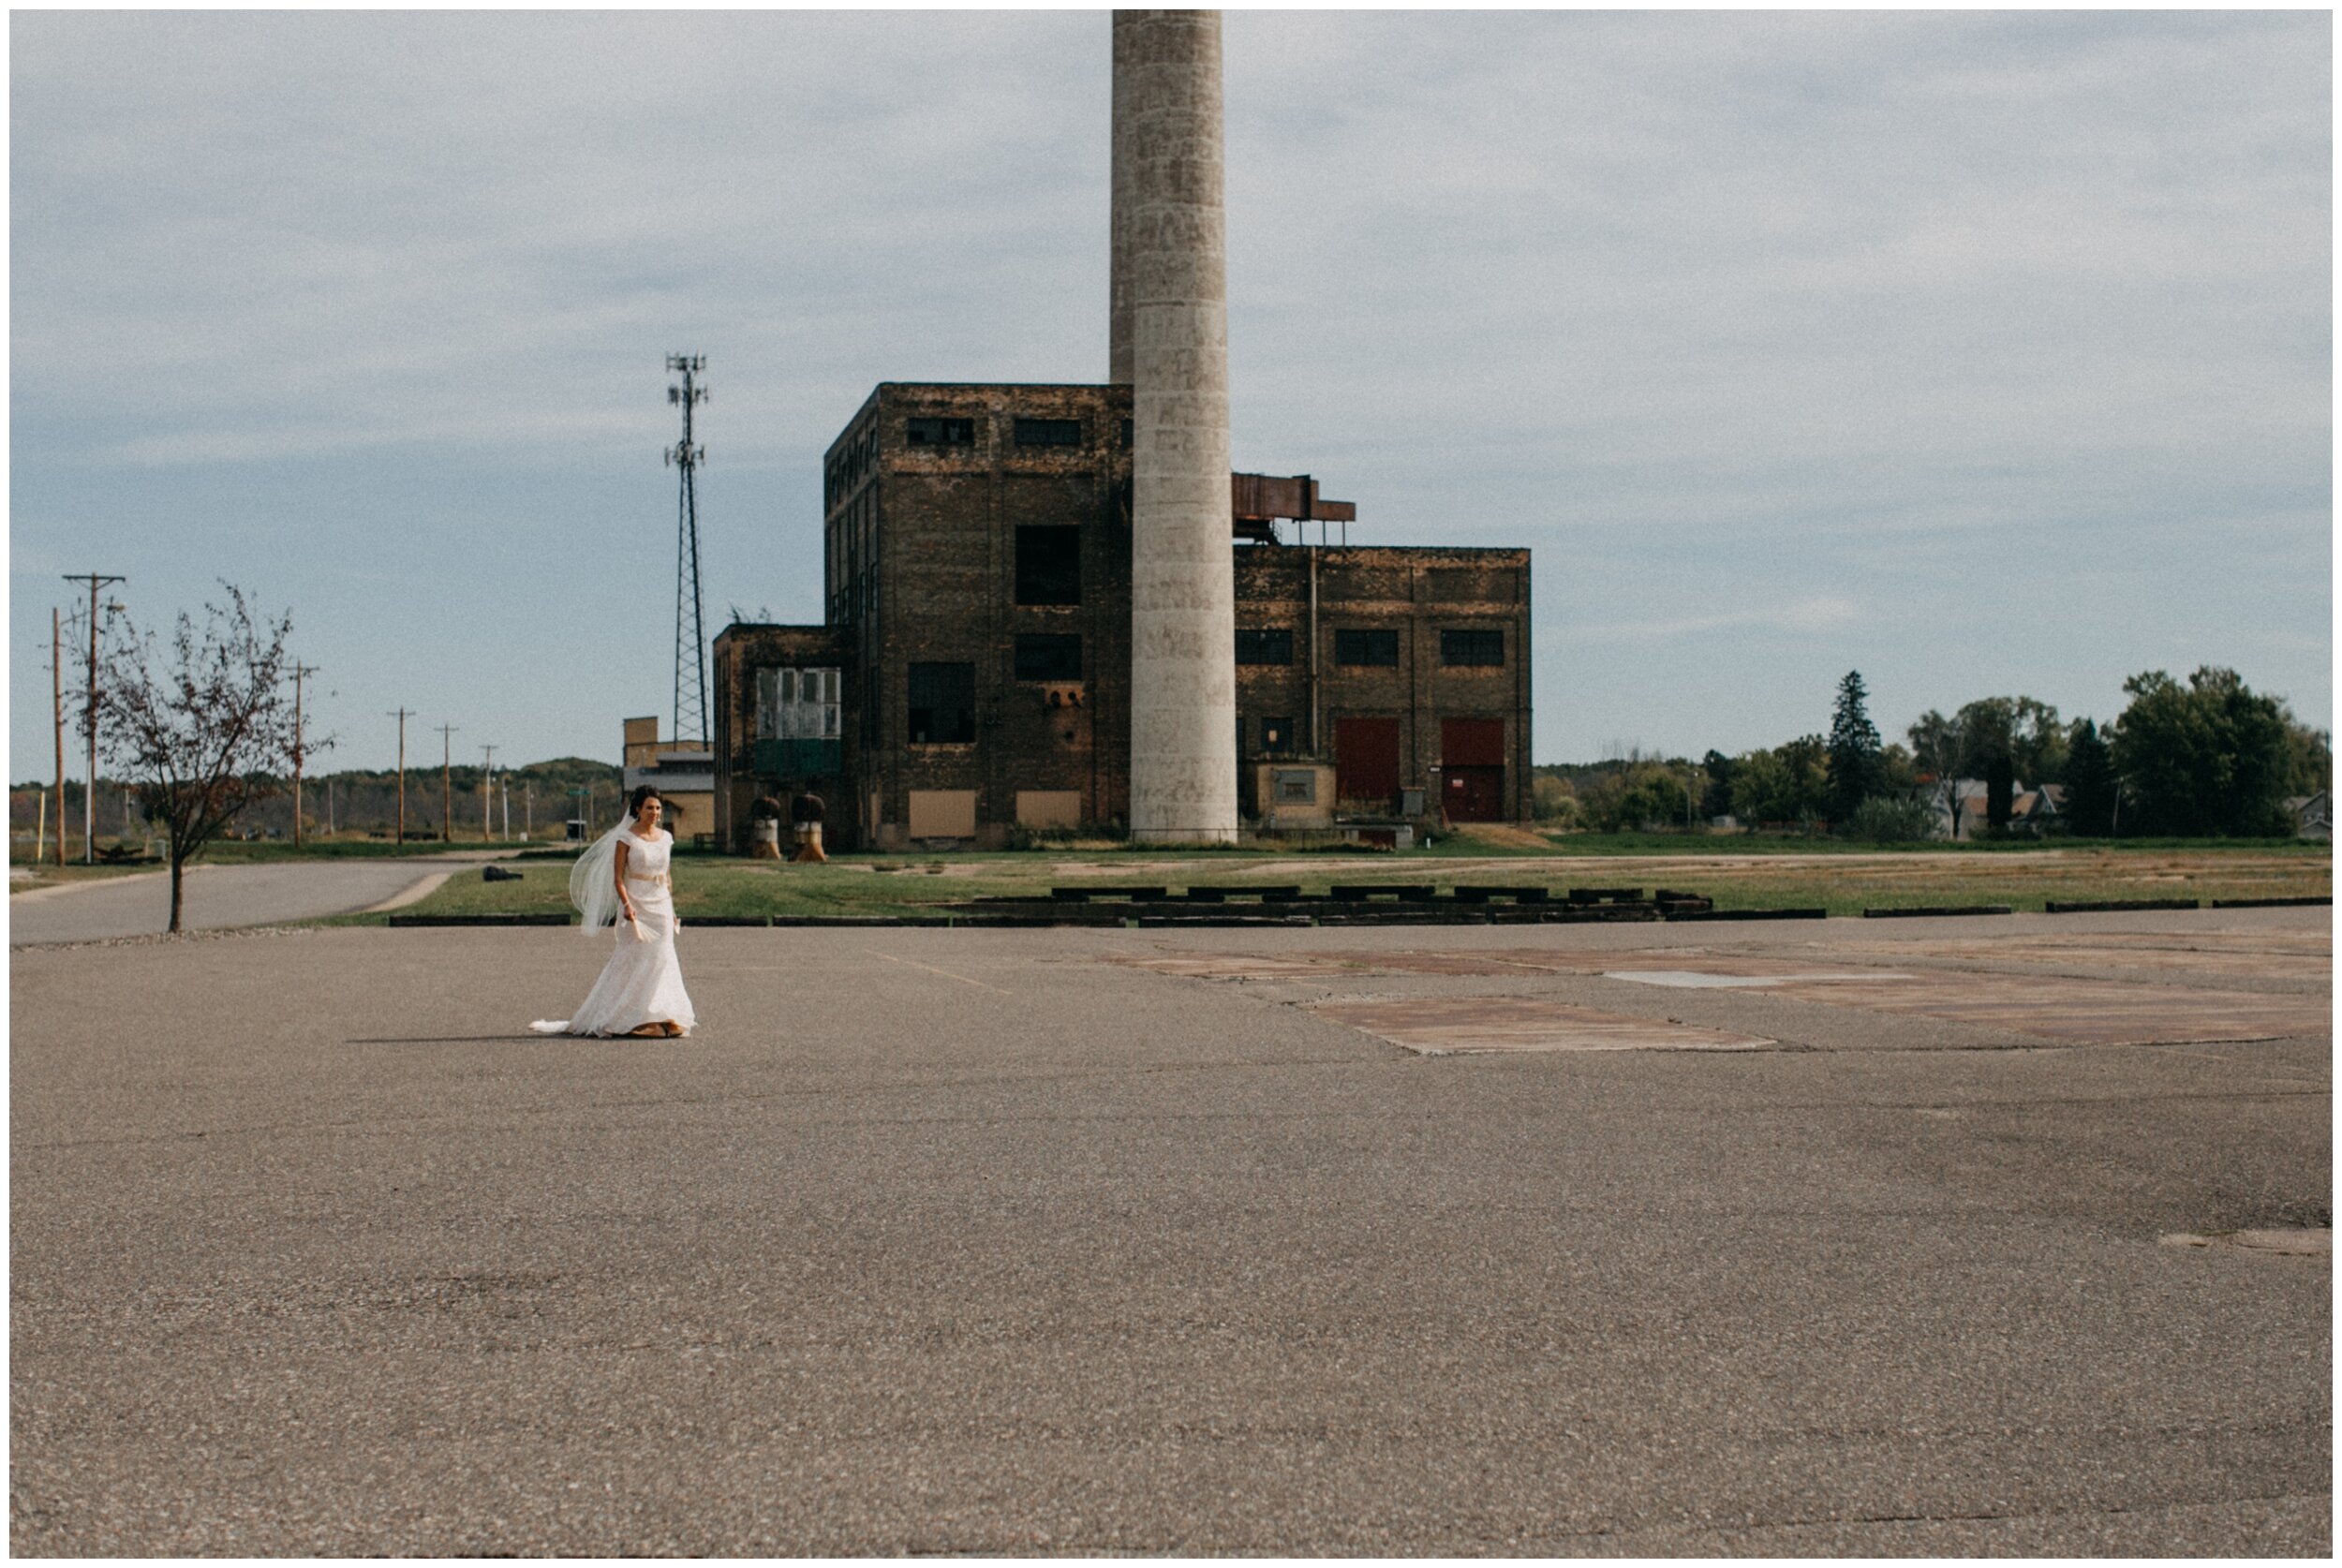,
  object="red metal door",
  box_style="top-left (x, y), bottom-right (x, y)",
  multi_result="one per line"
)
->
top-left (1334, 717), bottom-right (1401, 807)
top-left (1445, 767), bottom-right (1504, 821)
top-left (1441, 718), bottom-right (1506, 821)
